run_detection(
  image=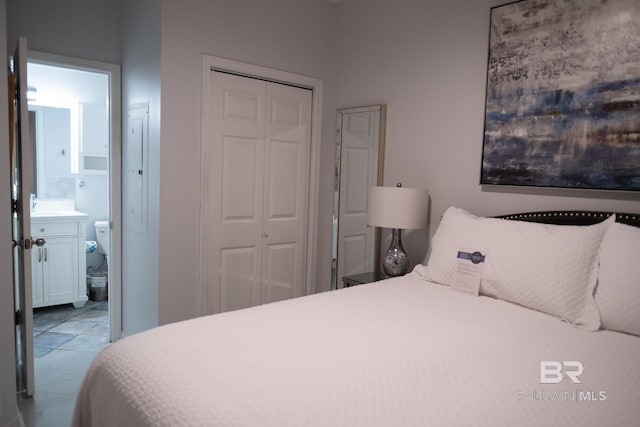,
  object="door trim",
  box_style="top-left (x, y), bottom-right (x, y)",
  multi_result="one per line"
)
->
top-left (199, 55), bottom-right (323, 315)
top-left (28, 51), bottom-right (123, 341)
top-left (0, 31), bottom-right (17, 414)
top-left (13, 36), bottom-right (35, 397)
